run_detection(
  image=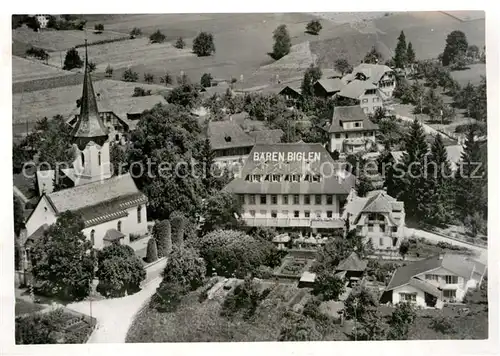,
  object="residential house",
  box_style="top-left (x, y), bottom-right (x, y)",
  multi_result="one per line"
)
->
top-left (348, 63), bottom-right (396, 97)
top-left (314, 78), bottom-right (344, 99)
top-left (279, 85), bottom-right (302, 102)
top-left (224, 142), bottom-right (355, 234)
top-left (322, 106), bottom-right (379, 154)
top-left (342, 189), bottom-right (405, 251)
top-left (381, 254), bottom-right (487, 309)
top-left (335, 251), bottom-right (368, 287)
